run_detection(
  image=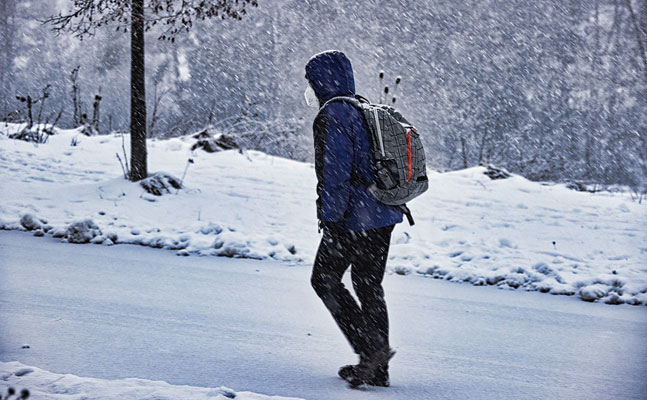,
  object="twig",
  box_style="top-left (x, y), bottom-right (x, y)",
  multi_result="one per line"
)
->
top-left (116, 153), bottom-right (128, 179)
top-left (120, 131), bottom-right (130, 173)
top-left (52, 106), bottom-right (64, 127)
top-left (177, 158), bottom-right (194, 193)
